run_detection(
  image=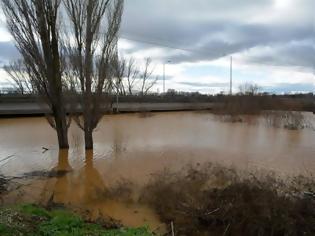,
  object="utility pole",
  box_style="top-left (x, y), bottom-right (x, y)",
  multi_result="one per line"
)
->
top-left (163, 63), bottom-right (165, 94)
top-left (230, 56), bottom-right (233, 95)
top-left (163, 60), bottom-right (171, 94)
top-left (116, 85), bottom-right (119, 113)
